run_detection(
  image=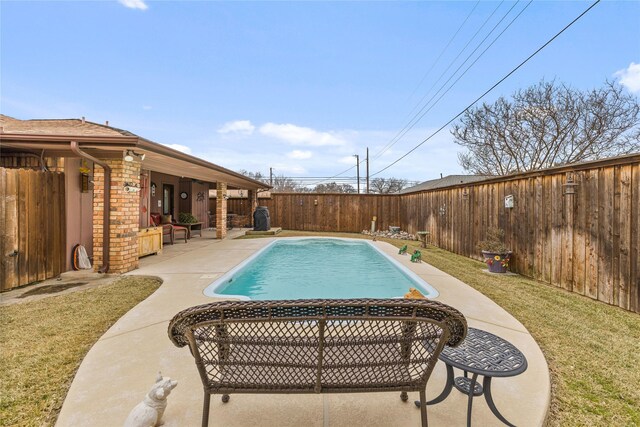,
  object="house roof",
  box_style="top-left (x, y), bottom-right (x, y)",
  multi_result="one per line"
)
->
top-left (399, 175), bottom-right (493, 194)
top-left (0, 115), bottom-right (134, 136)
top-left (0, 115), bottom-right (269, 190)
